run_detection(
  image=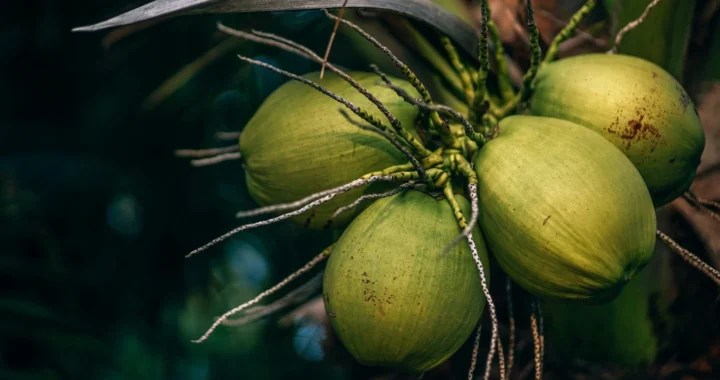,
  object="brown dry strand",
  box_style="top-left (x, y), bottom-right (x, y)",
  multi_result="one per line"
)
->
top-left (192, 245), bottom-right (333, 343)
top-left (221, 272), bottom-right (323, 327)
top-left (320, 0), bottom-right (350, 78)
top-left (468, 324), bottom-right (483, 380)
top-left (143, 37), bottom-right (242, 108)
top-left (530, 299), bottom-right (543, 380)
top-left (506, 278), bottom-right (516, 377)
top-left (688, 191), bottom-right (720, 210)
top-left (609, 0), bottom-right (663, 53)
top-left (537, 301), bottom-right (545, 375)
top-left (100, 19), bottom-right (163, 48)
top-left (657, 230), bottom-right (720, 286)
top-left (684, 191), bottom-right (720, 222)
